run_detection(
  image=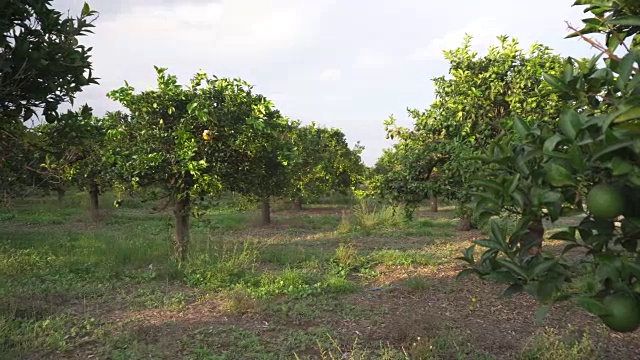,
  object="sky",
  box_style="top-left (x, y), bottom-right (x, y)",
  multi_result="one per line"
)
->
top-left (55, 0), bottom-right (600, 166)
